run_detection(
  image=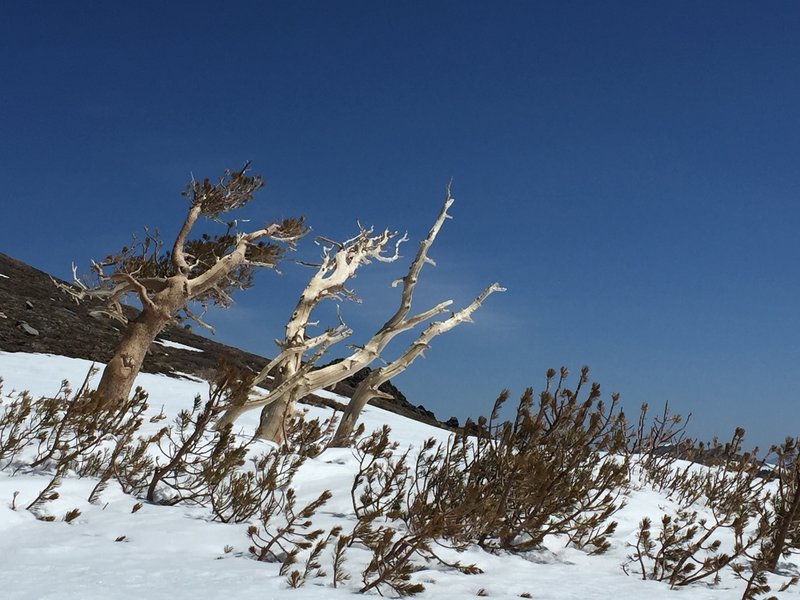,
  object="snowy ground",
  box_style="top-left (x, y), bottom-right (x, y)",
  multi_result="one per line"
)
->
top-left (0, 351), bottom-right (797, 600)
top-left (153, 339), bottom-right (205, 353)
